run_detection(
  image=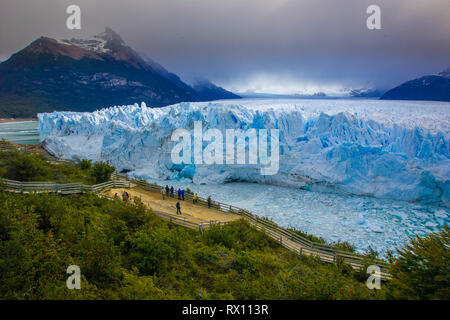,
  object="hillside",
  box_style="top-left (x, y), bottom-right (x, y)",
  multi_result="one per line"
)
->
top-left (0, 28), bottom-right (240, 118)
top-left (380, 68), bottom-right (450, 102)
top-left (0, 144), bottom-right (448, 300)
top-left (191, 78), bottom-right (241, 101)
top-left (0, 146), bottom-right (381, 300)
